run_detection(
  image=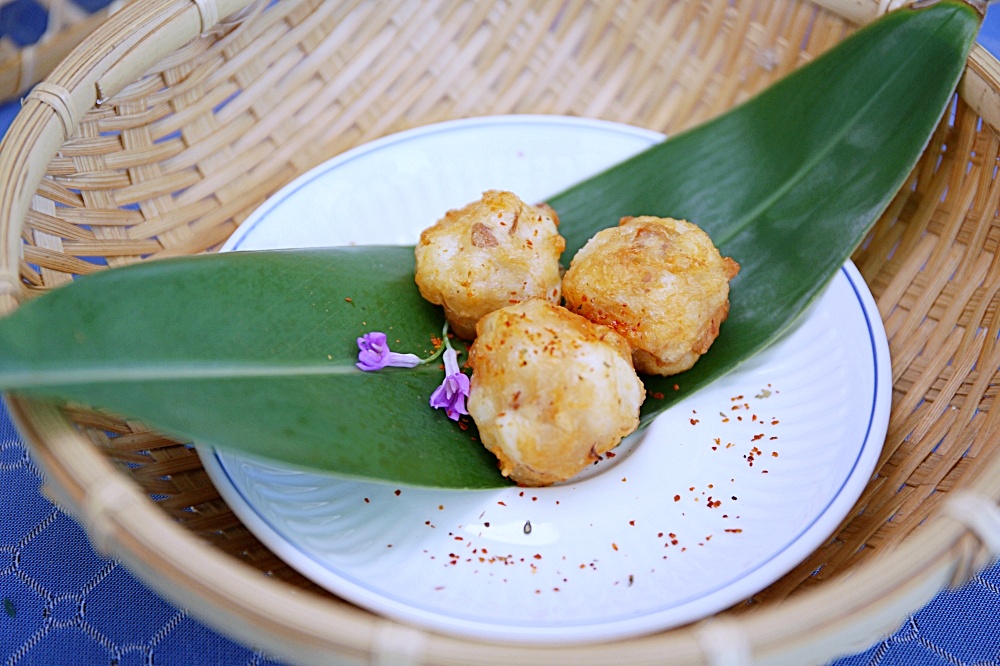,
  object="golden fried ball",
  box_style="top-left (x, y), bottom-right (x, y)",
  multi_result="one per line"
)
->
top-left (467, 299), bottom-right (645, 486)
top-left (414, 190), bottom-right (565, 339)
top-left (562, 216), bottom-right (739, 376)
